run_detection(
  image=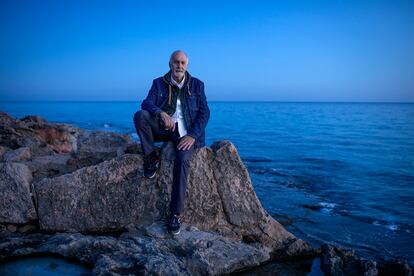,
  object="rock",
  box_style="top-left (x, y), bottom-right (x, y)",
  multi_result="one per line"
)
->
top-left (29, 143), bottom-right (57, 157)
top-left (0, 163), bottom-right (37, 224)
top-left (143, 222), bottom-right (171, 239)
top-left (6, 225), bottom-right (17, 232)
top-left (3, 147), bottom-right (31, 162)
top-left (210, 141), bottom-right (266, 227)
top-left (161, 142), bottom-right (222, 231)
top-left (75, 130), bottom-right (134, 167)
top-left (33, 124), bottom-right (79, 153)
top-left (377, 259), bottom-right (413, 276)
top-left (0, 112), bottom-right (134, 183)
top-left (321, 244), bottom-right (382, 276)
top-left (232, 257), bottom-right (322, 275)
top-left (18, 223), bottom-right (37, 233)
top-left (21, 115), bottom-right (47, 125)
top-left (23, 154), bottom-right (76, 182)
top-left (66, 157), bottom-right (77, 166)
top-left (0, 145), bottom-right (10, 160)
top-left (0, 112), bottom-right (80, 154)
top-left (165, 141), bottom-right (313, 259)
top-left (0, 225), bottom-right (269, 275)
top-left (125, 143), bottom-right (141, 154)
top-left (34, 154), bottom-right (153, 232)
top-left (320, 244), bottom-right (414, 275)
top-left (34, 140), bottom-right (312, 259)
top-left (0, 111), bottom-right (16, 126)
